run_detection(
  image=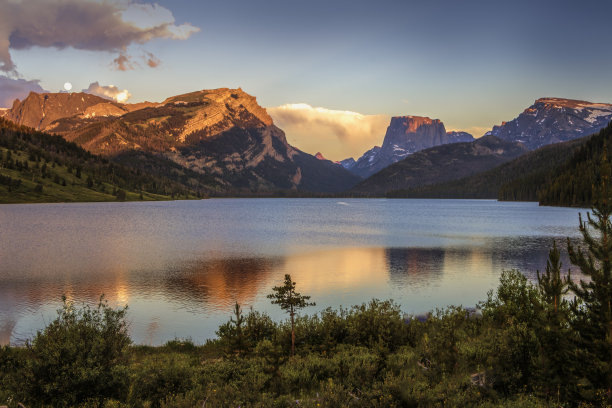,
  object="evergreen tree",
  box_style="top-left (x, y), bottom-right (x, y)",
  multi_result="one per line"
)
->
top-left (216, 302), bottom-right (248, 356)
top-left (567, 149), bottom-right (612, 399)
top-left (267, 274), bottom-right (315, 356)
top-left (537, 241), bottom-right (571, 313)
top-left (535, 240), bottom-right (574, 400)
